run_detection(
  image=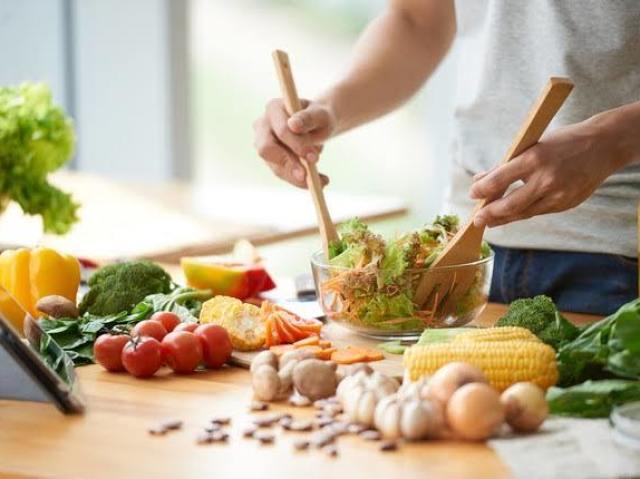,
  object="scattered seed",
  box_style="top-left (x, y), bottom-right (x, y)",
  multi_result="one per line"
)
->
top-left (322, 404), bottom-right (343, 416)
top-left (279, 416), bottom-right (294, 429)
top-left (313, 399), bottom-right (329, 409)
top-left (160, 419), bottom-right (183, 430)
top-left (315, 416), bottom-right (335, 428)
top-left (204, 423), bottom-right (222, 433)
top-left (326, 422), bottom-right (348, 436)
top-left (293, 439), bottom-right (310, 451)
top-left (253, 413), bottom-right (283, 428)
top-left (359, 430), bottom-right (381, 441)
top-left (242, 426), bottom-right (257, 438)
top-left (310, 431), bottom-right (335, 448)
top-left (211, 430), bottom-right (229, 442)
top-left (347, 423), bottom-right (367, 434)
top-left (196, 432), bottom-right (214, 444)
top-left (288, 420), bottom-right (313, 432)
top-left (289, 395), bottom-right (312, 407)
top-left (254, 430), bottom-right (275, 445)
top-left (323, 445), bottom-right (339, 457)
top-left (379, 440), bottom-right (399, 452)
top-left (210, 416), bottom-right (231, 426)
top-left (148, 426), bottom-right (167, 436)
top-left (249, 401), bottom-right (269, 412)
